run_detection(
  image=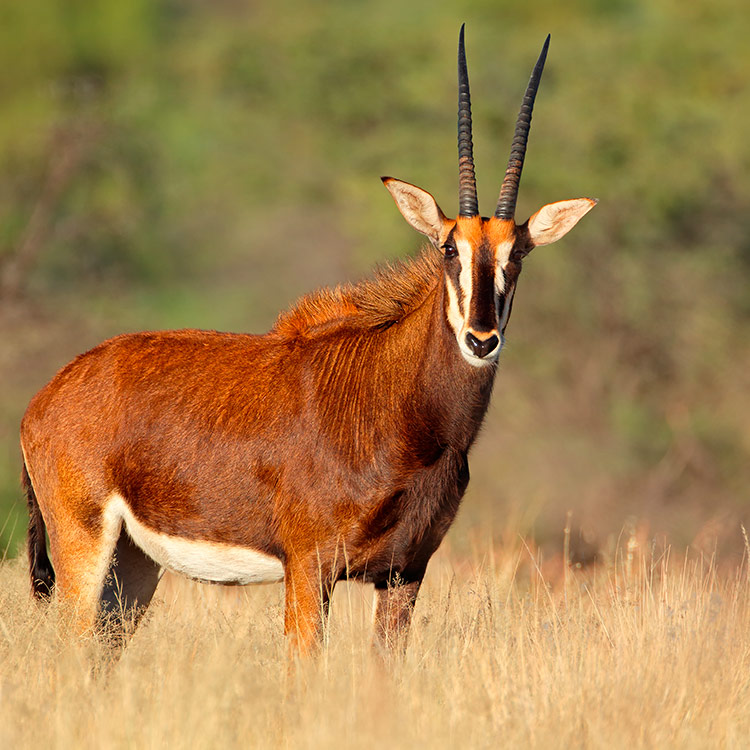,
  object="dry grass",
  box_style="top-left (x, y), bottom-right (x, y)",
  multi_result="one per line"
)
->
top-left (2, 534), bottom-right (750, 749)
